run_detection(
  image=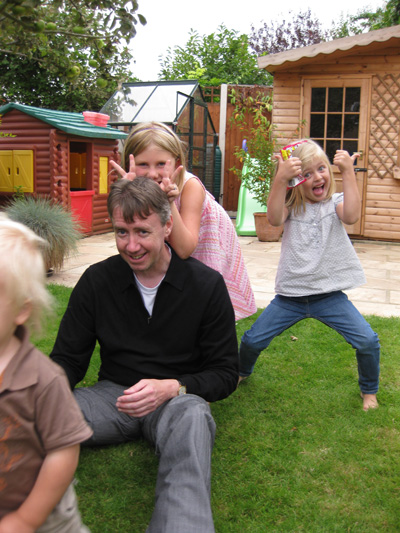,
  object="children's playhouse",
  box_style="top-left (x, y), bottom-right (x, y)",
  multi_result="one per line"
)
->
top-left (0, 103), bottom-right (127, 235)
